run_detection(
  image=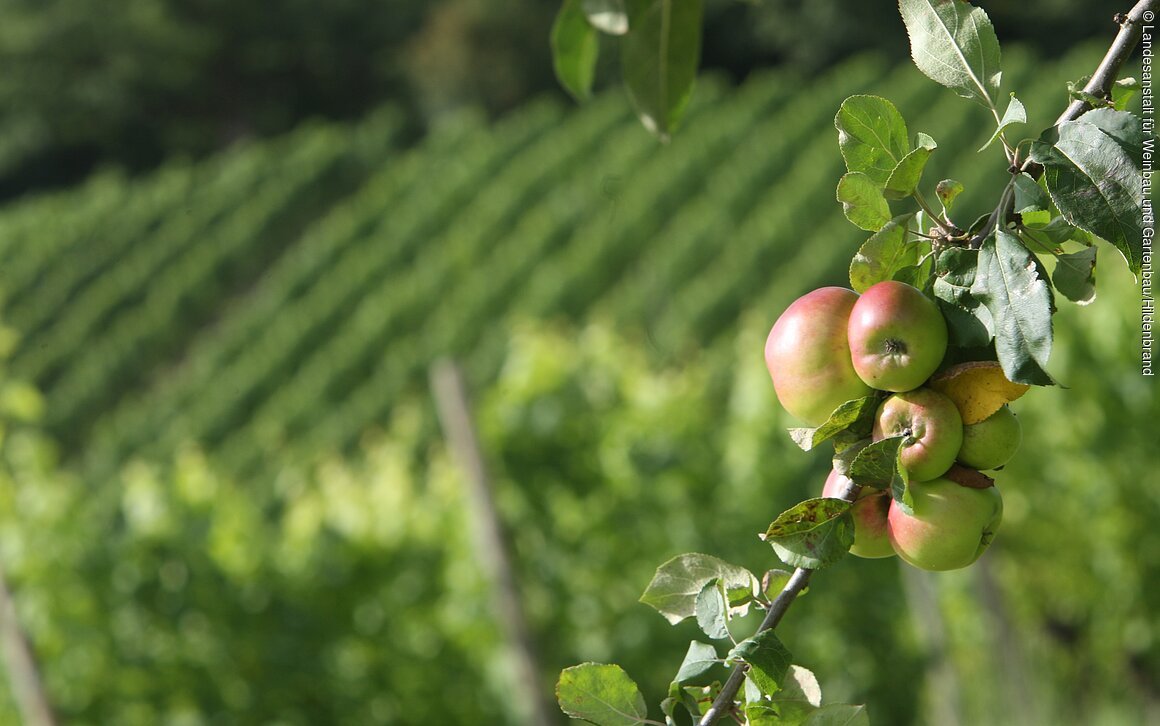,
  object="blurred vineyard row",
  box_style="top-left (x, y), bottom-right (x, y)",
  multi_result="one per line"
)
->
top-left (0, 45), bottom-right (1155, 724)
